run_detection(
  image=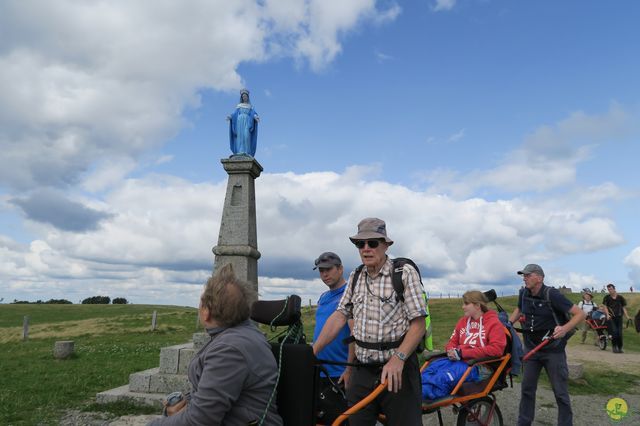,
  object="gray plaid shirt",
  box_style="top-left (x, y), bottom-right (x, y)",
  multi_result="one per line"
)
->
top-left (337, 257), bottom-right (427, 363)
